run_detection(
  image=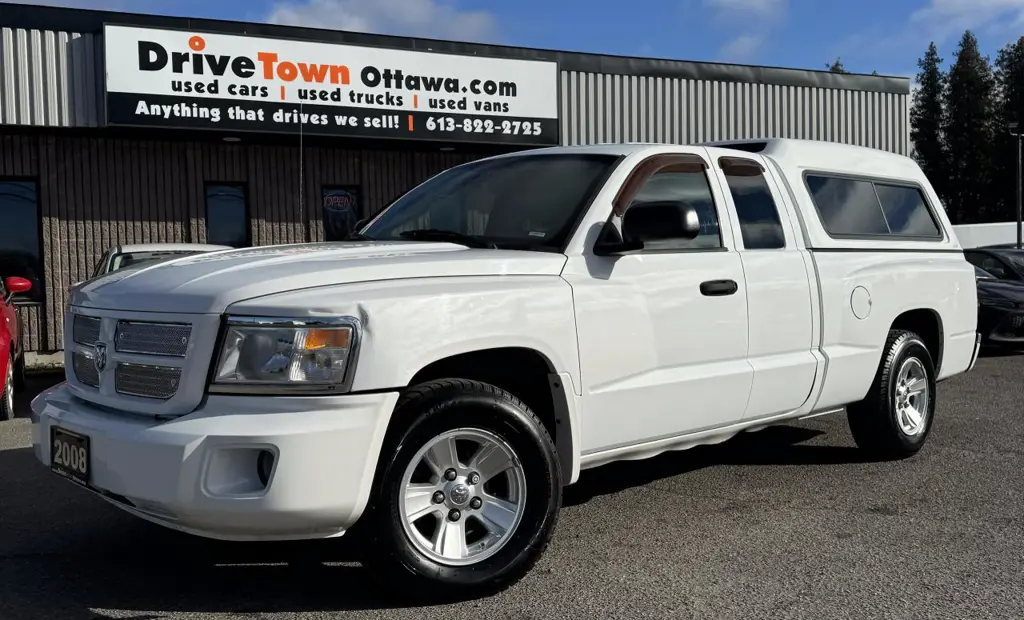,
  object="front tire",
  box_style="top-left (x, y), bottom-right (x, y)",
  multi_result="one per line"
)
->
top-left (847, 329), bottom-right (936, 459)
top-left (361, 379), bottom-right (562, 600)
